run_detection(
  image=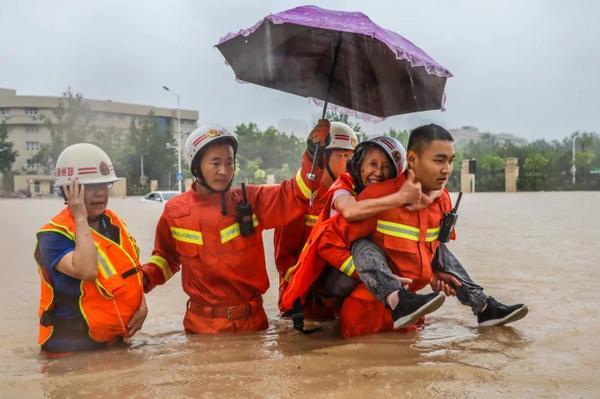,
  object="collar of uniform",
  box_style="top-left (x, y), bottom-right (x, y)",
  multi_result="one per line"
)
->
top-left (189, 182), bottom-right (230, 205)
